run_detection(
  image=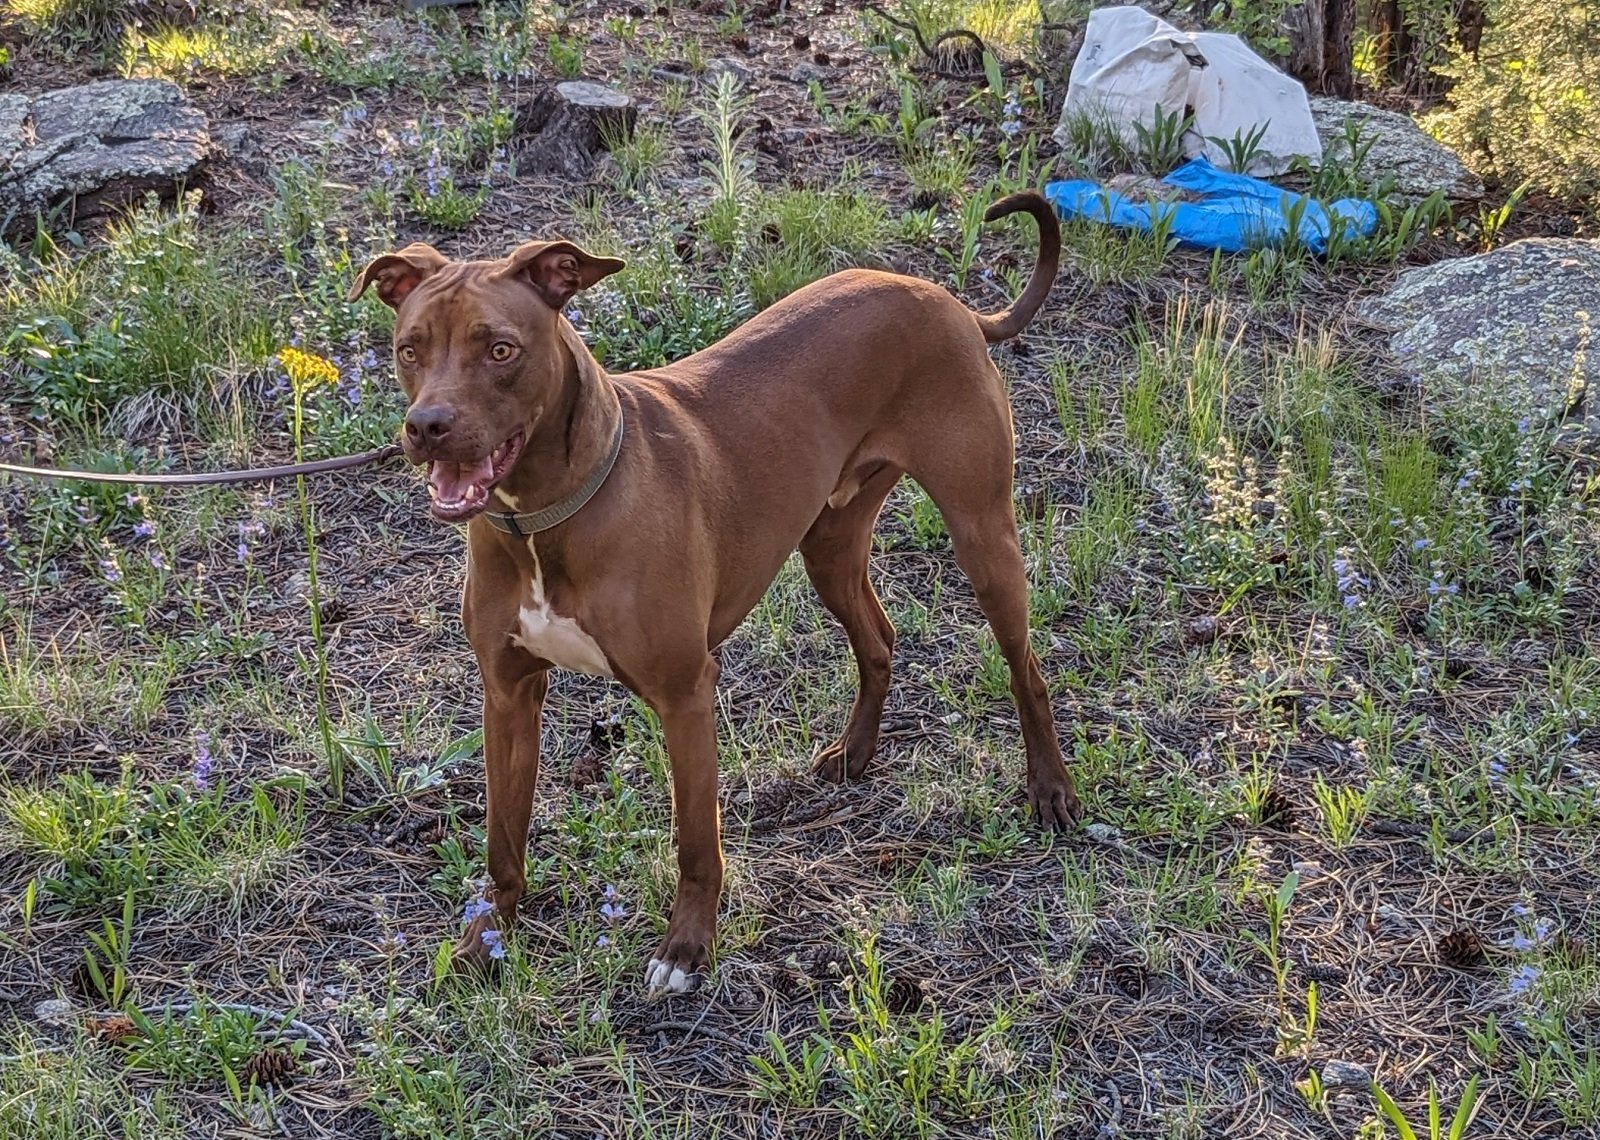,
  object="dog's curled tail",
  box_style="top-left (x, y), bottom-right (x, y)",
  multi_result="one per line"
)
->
top-left (973, 190), bottom-right (1061, 344)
